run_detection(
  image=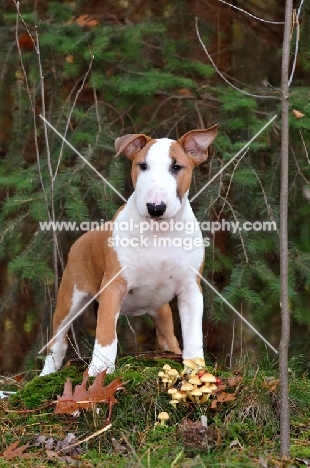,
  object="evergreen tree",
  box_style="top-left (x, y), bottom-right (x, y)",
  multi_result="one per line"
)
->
top-left (0, 0), bottom-right (309, 372)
